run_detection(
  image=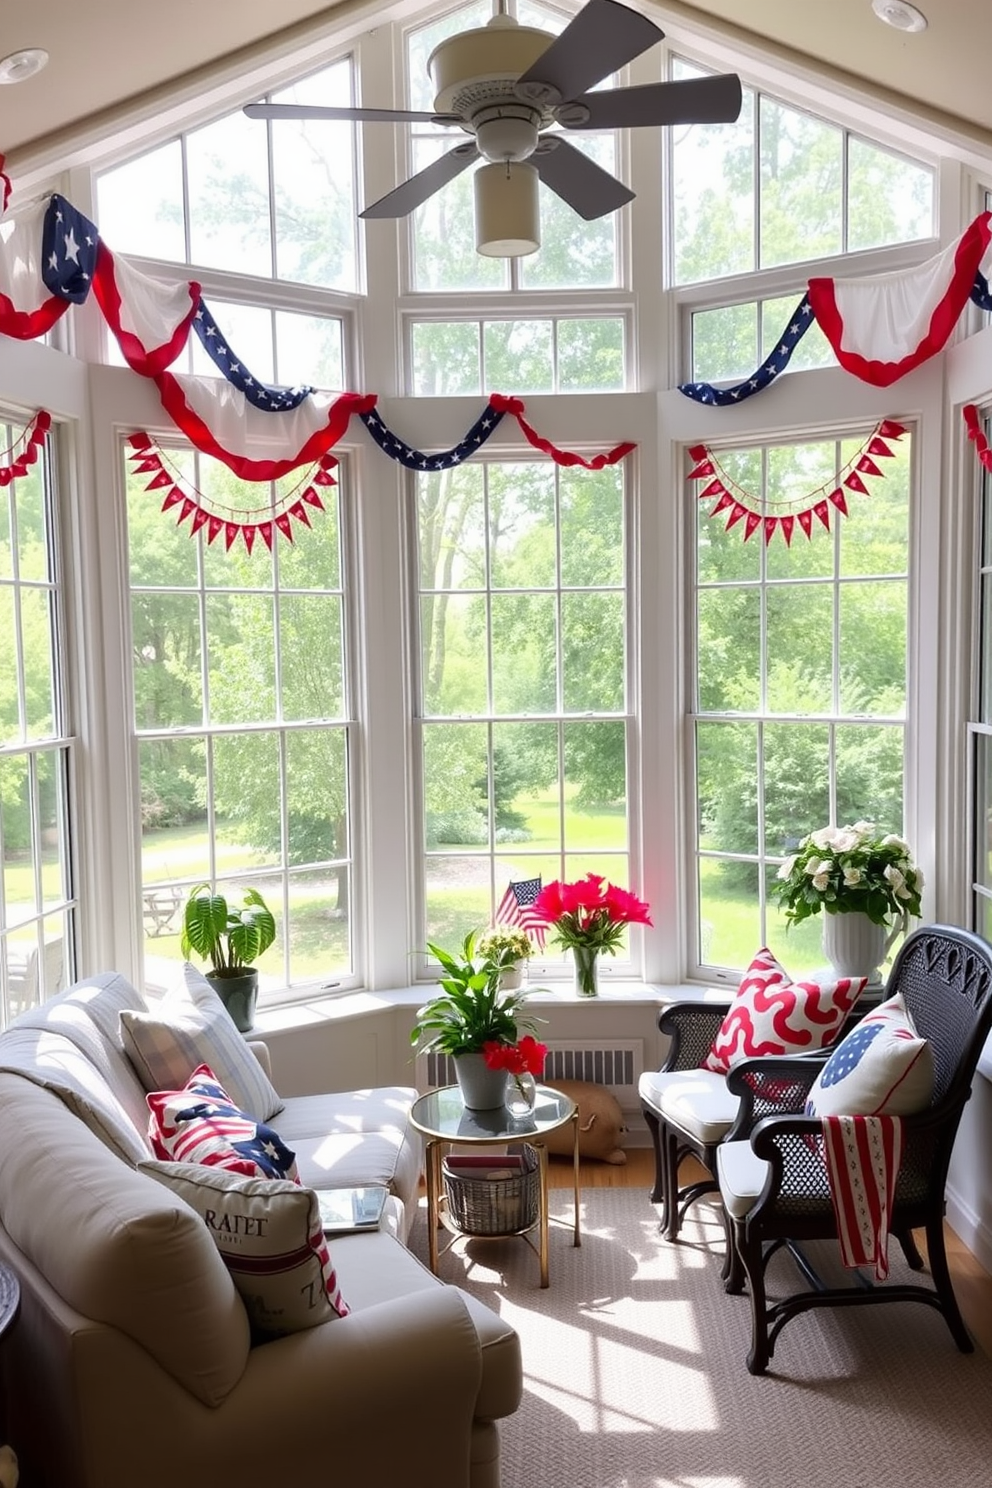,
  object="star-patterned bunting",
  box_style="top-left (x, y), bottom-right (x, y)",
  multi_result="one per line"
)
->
top-left (679, 295), bottom-right (814, 406)
top-left (192, 299), bottom-right (315, 412)
top-left (359, 402), bottom-right (506, 469)
top-left (41, 195), bottom-right (99, 303)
